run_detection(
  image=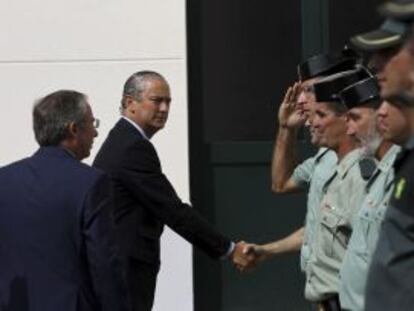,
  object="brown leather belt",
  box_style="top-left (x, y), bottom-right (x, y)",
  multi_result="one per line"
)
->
top-left (315, 295), bottom-right (341, 311)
